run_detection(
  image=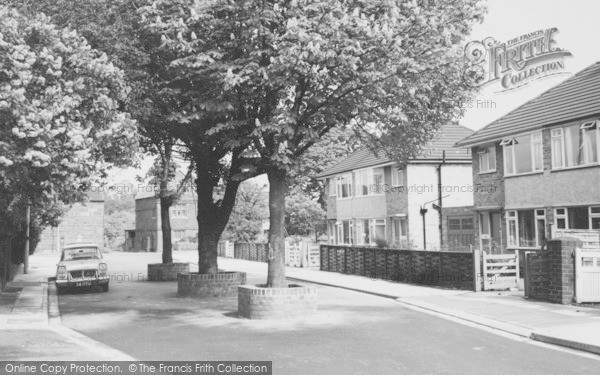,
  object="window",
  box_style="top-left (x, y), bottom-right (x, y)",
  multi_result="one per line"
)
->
top-left (507, 211), bottom-right (517, 247)
top-left (554, 206), bottom-right (600, 230)
top-left (357, 219), bottom-right (371, 245)
top-left (552, 121), bottom-right (599, 169)
top-left (392, 218), bottom-right (407, 242)
top-left (507, 209), bottom-right (545, 248)
top-left (171, 204), bottom-right (187, 218)
top-left (478, 147), bottom-right (496, 173)
top-left (369, 219), bottom-right (386, 242)
top-left (354, 168), bottom-right (384, 196)
top-left (354, 169), bottom-right (370, 196)
top-left (391, 168), bottom-right (404, 187)
top-left (591, 206), bottom-right (600, 230)
top-left (502, 132), bottom-right (543, 175)
top-left (555, 208), bottom-right (567, 229)
top-left (532, 132), bottom-right (543, 171)
top-left (328, 178), bottom-right (337, 196)
top-left (448, 217), bottom-right (474, 231)
top-left (336, 220), bottom-right (354, 244)
top-left (336, 174), bottom-right (353, 198)
top-left (551, 129), bottom-right (565, 168)
top-left (535, 209), bottom-right (546, 247)
top-left (328, 220), bottom-right (337, 244)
